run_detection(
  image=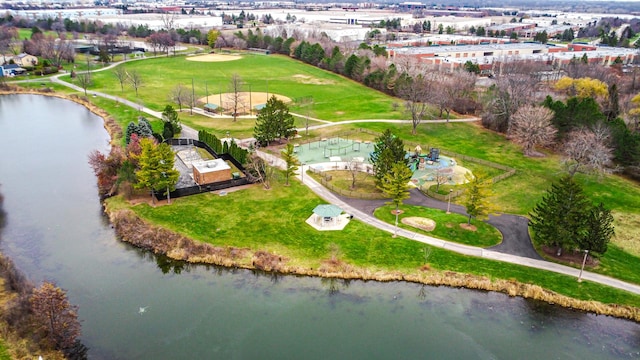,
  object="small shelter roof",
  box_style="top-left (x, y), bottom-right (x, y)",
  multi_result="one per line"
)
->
top-left (312, 204), bottom-right (343, 218)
